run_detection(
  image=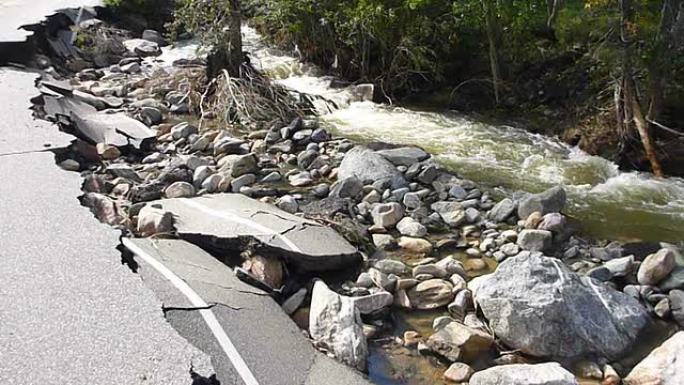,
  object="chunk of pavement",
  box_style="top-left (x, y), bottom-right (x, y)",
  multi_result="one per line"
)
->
top-left (516, 229), bottom-right (552, 252)
top-left (426, 321), bottom-right (494, 362)
top-left (431, 201), bottom-right (465, 227)
top-left (137, 194), bottom-right (360, 272)
top-left (396, 217), bottom-right (427, 237)
top-left (517, 186), bottom-right (567, 219)
top-left (469, 363), bottom-right (578, 385)
top-left (624, 332), bottom-right (684, 385)
top-left (137, 206), bottom-right (174, 236)
top-left (309, 281), bottom-right (368, 371)
top-left (470, 253), bottom-right (649, 361)
top-left (68, 108), bottom-right (156, 148)
top-left (376, 147), bottom-right (430, 167)
top-left (338, 146), bottom-right (407, 189)
top-left (637, 248), bottom-right (676, 286)
top-left (122, 238), bottom-right (374, 385)
top-left (406, 279), bottom-right (454, 310)
top-left (371, 202), bottom-right (404, 229)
